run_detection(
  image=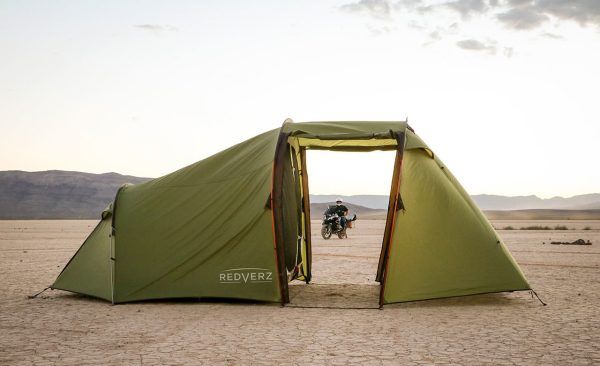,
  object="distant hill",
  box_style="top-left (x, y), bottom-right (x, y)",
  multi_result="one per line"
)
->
top-left (484, 209), bottom-right (600, 220)
top-left (310, 202), bottom-right (386, 220)
top-left (310, 204), bottom-right (600, 221)
top-left (311, 193), bottom-right (600, 211)
top-left (310, 195), bottom-right (390, 210)
top-left (0, 170), bottom-right (150, 219)
top-left (472, 194), bottom-right (600, 211)
top-left (0, 170), bottom-right (598, 219)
